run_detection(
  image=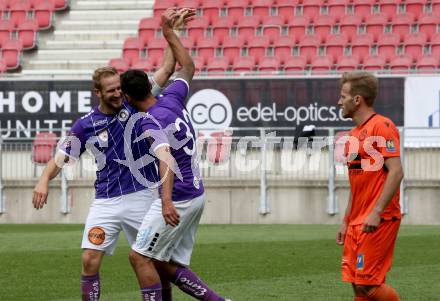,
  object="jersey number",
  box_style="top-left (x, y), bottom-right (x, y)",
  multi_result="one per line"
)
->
top-left (175, 110), bottom-right (195, 156)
